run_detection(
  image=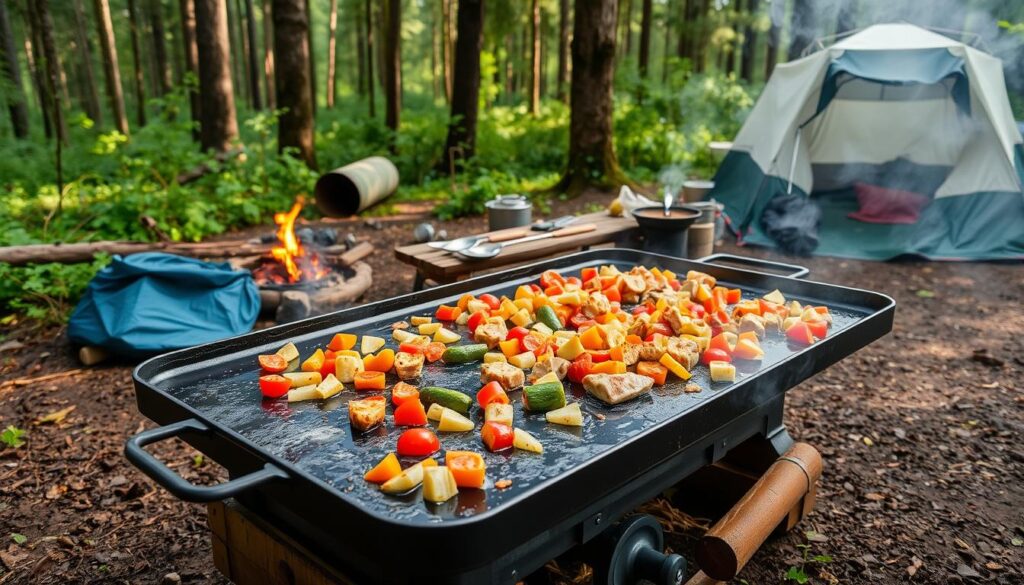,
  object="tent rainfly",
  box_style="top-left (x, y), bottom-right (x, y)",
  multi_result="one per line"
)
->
top-left (711, 23), bottom-right (1024, 260)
